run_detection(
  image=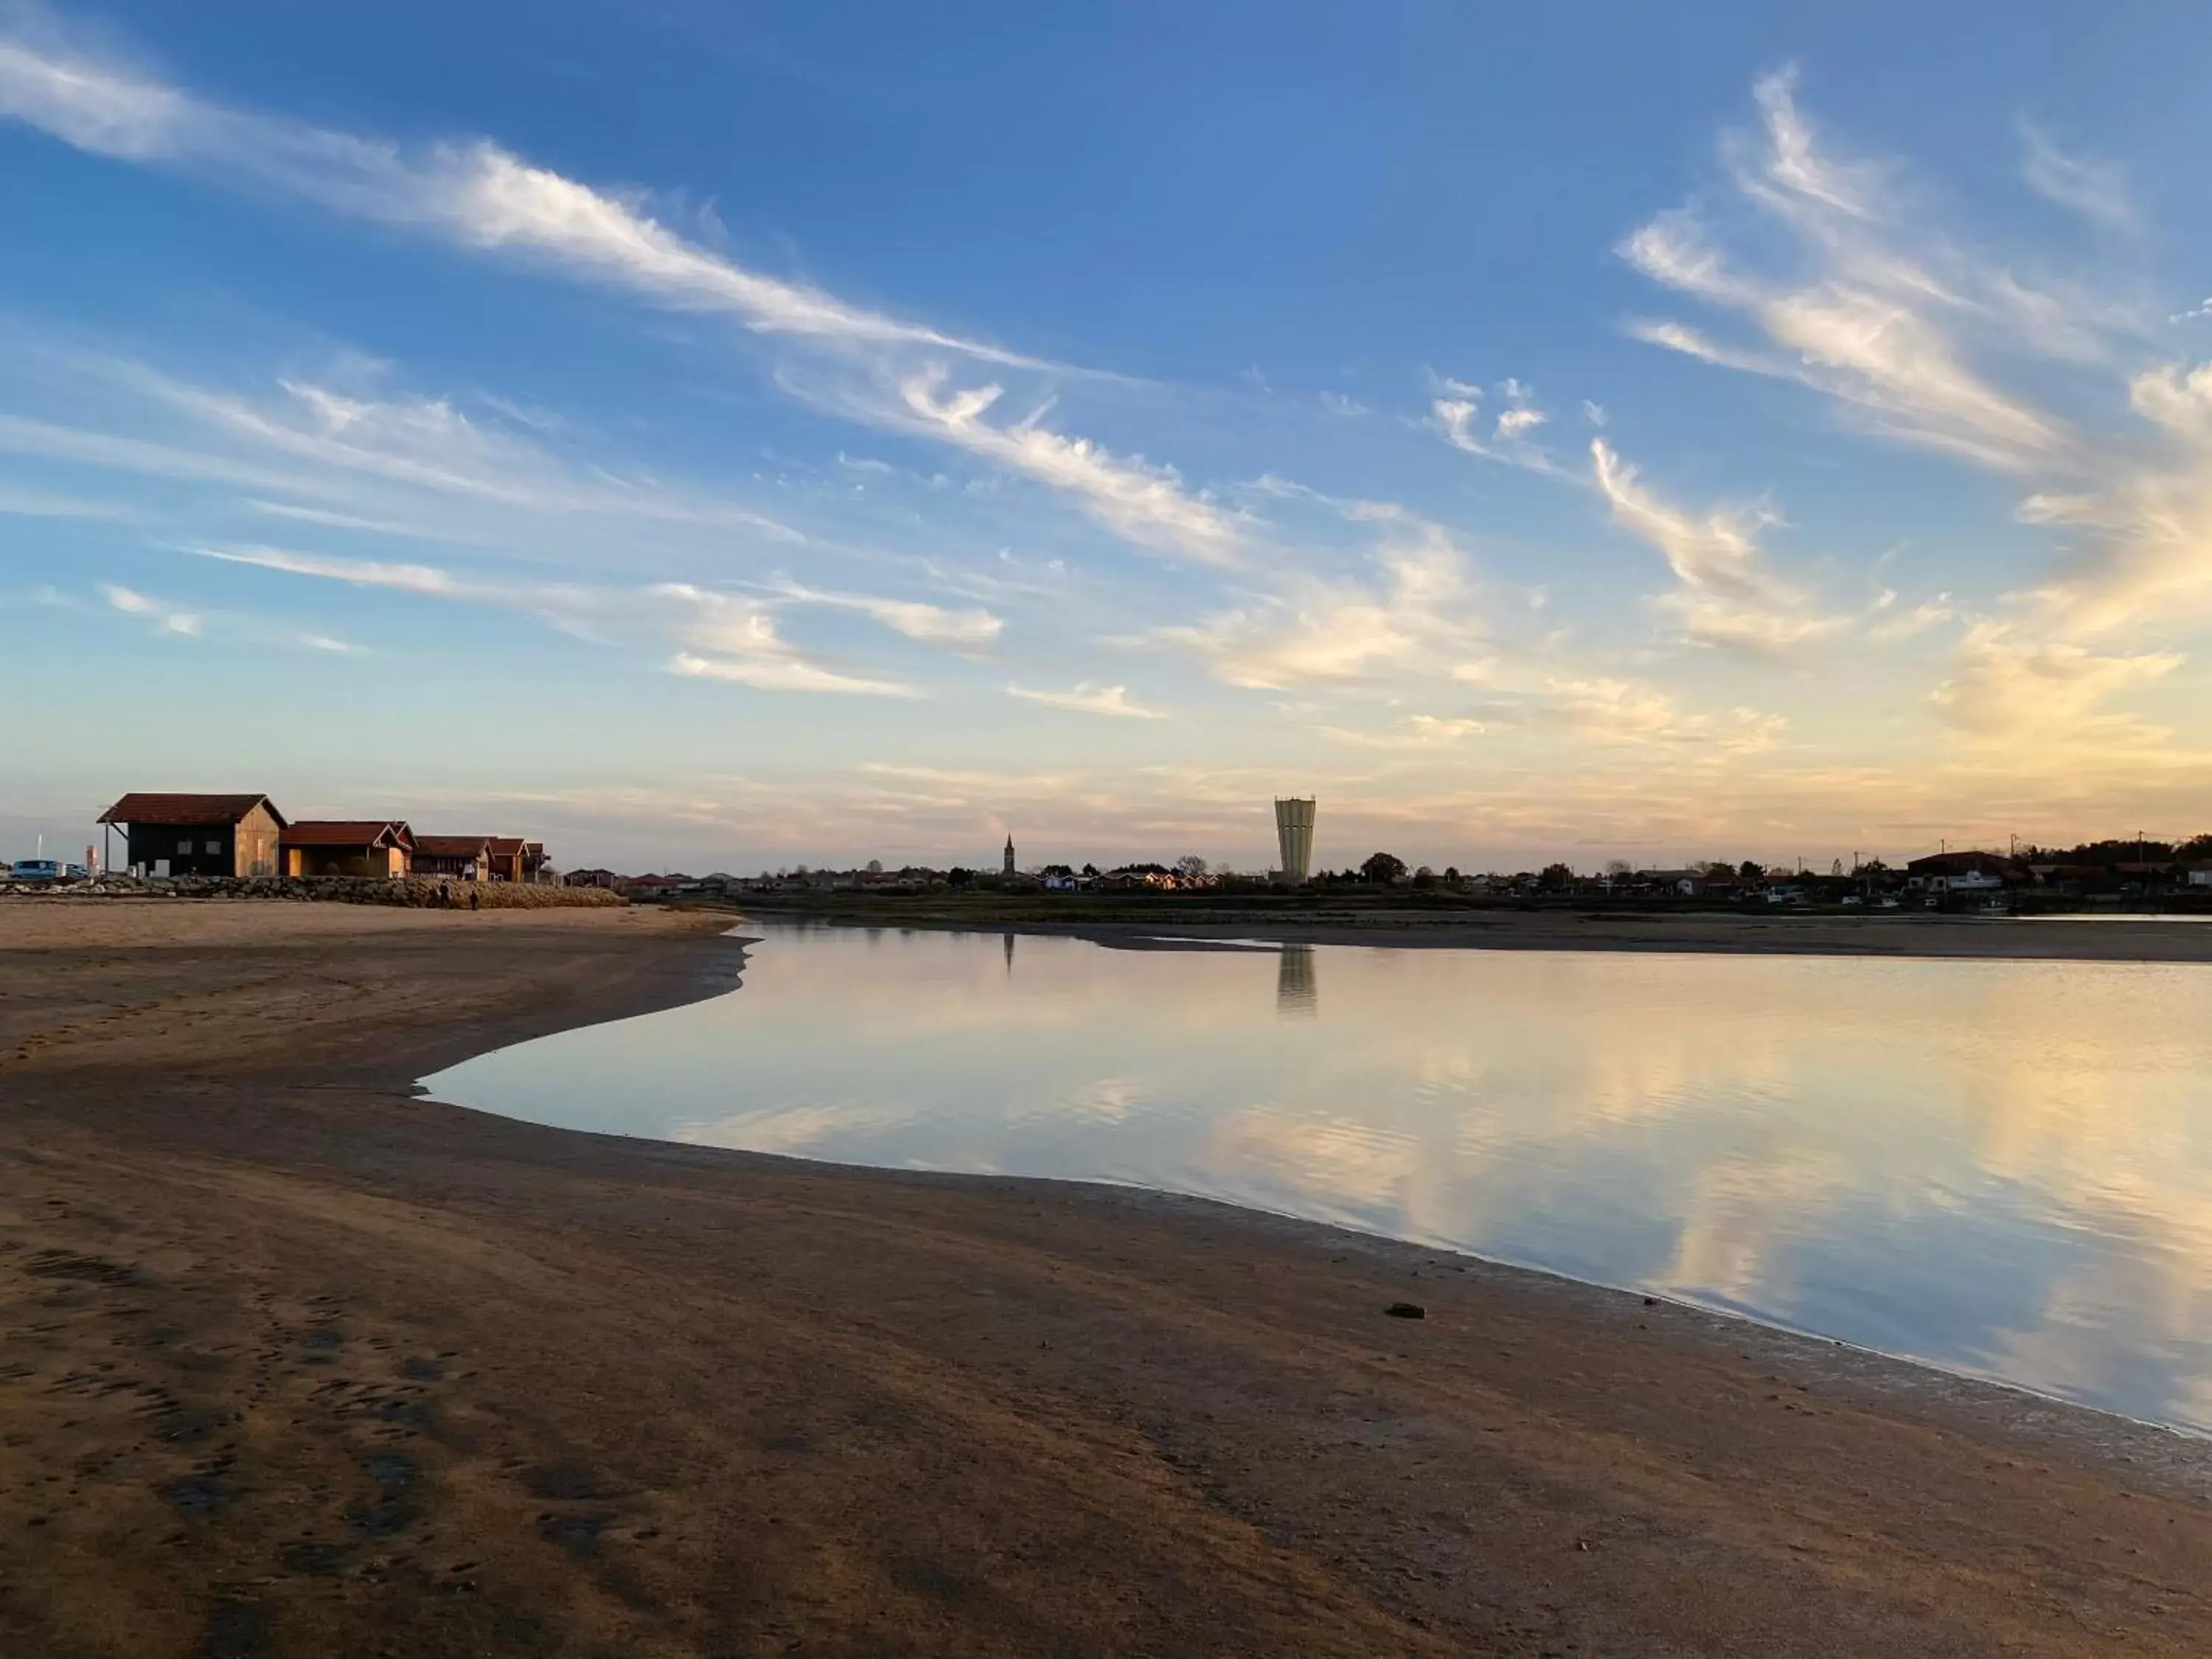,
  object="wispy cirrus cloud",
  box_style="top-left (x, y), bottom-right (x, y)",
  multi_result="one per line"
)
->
top-left (2019, 122), bottom-right (2138, 235)
top-left (668, 648), bottom-right (917, 698)
top-left (192, 542), bottom-right (466, 596)
top-left (0, 21), bottom-right (1048, 369)
top-left (1616, 69), bottom-right (2209, 749)
top-left (2018, 361), bottom-right (2212, 633)
top-left (0, 483), bottom-right (134, 520)
top-left (1151, 517), bottom-right (1481, 689)
top-left (1006, 682), bottom-right (1164, 720)
top-left (882, 367), bottom-right (1246, 567)
top-left (184, 544), bottom-right (942, 697)
top-left (1427, 376), bottom-right (1562, 475)
top-left (1590, 439), bottom-right (1844, 657)
top-left (1620, 67), bottom-right (2072, 473)
top-left (0, 18), bottom-right (1286, 598)
top-left (771, 578), bottom-right (1003, 651)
